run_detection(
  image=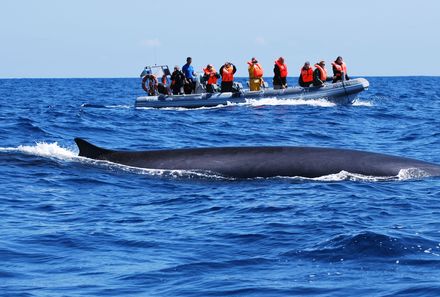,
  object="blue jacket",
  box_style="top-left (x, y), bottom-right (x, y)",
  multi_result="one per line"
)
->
top-left (182, 64), bottom-right (194, 80)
